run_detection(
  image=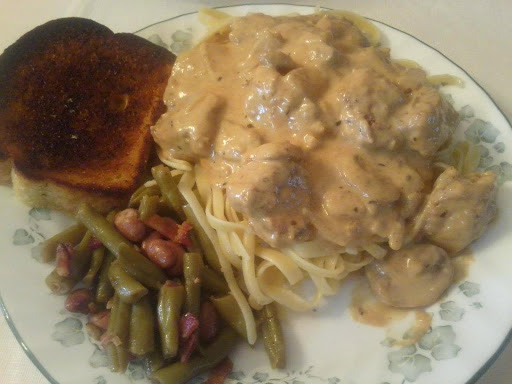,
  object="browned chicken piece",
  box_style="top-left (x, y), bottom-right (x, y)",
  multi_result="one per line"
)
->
top-left (225, 142), bottom-right (314, 247)
top-left (391, 86), bottom-right (458, 157)
top-left (153, 93), bottom-right (225, 162)
top-left (335, 68), bottom-right (404, 149)
top-left (365, 243), bottom-right (454, 308)
top-left (421, 167), bottom-right (498, 253)
top-left (307, 141), bottom-right (430, 250)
